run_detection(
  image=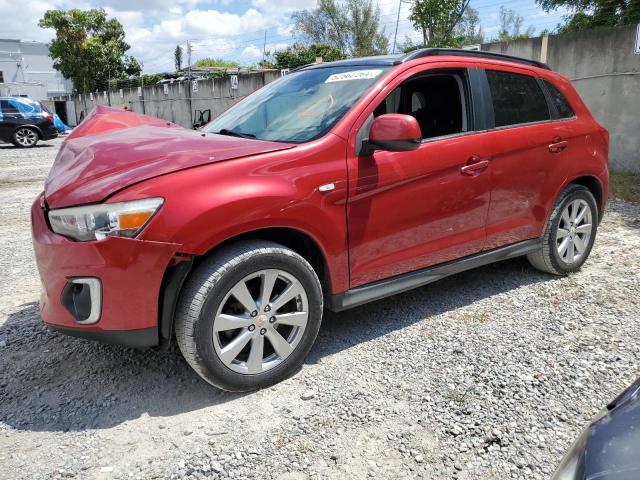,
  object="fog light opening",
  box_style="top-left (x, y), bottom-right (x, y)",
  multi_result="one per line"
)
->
top-left (61, 278), bottom-right (102, 325)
